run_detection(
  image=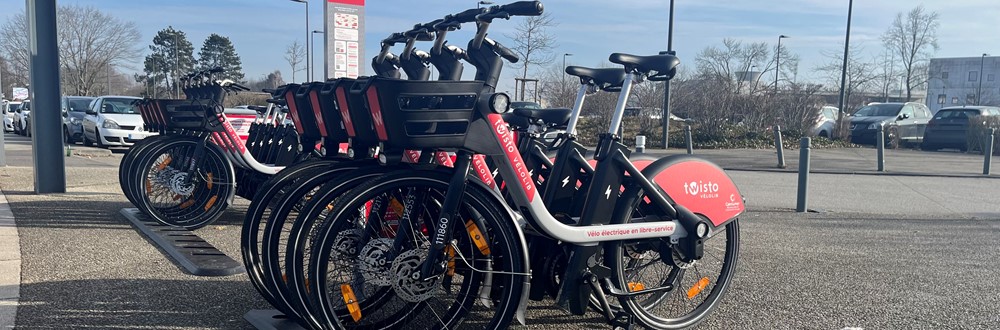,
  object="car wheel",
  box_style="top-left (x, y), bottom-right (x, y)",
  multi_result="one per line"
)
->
top-left (95, 131), bottom-right (105, 148)
top-left (64, 128), bottom-right (73, 144)
top-left (818, 131), bottom-right (829, 138)
top-left (83, 132), bottom-right (93, 147)
top-left (885, 127), bottom-right (900, 149)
